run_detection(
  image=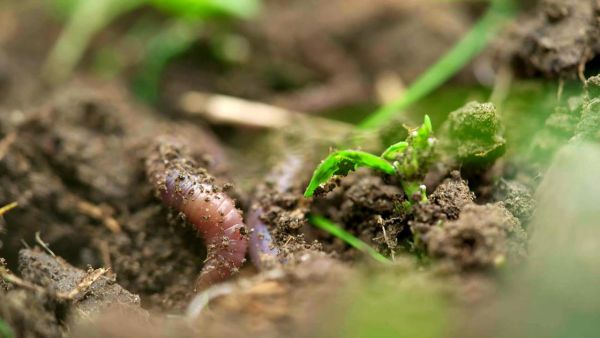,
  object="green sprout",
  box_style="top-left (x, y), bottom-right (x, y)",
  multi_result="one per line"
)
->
top-left (305, 115), bottom-right (435, 203)
top-left (304, 151), bottom-right (395, 198)
top-left (308, 215), bottom-right (391, 264)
